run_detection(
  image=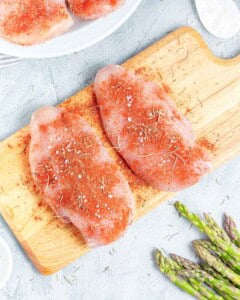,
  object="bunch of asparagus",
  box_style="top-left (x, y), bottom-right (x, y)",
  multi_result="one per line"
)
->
top-left (155, 202), bottom-right (240, 299)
